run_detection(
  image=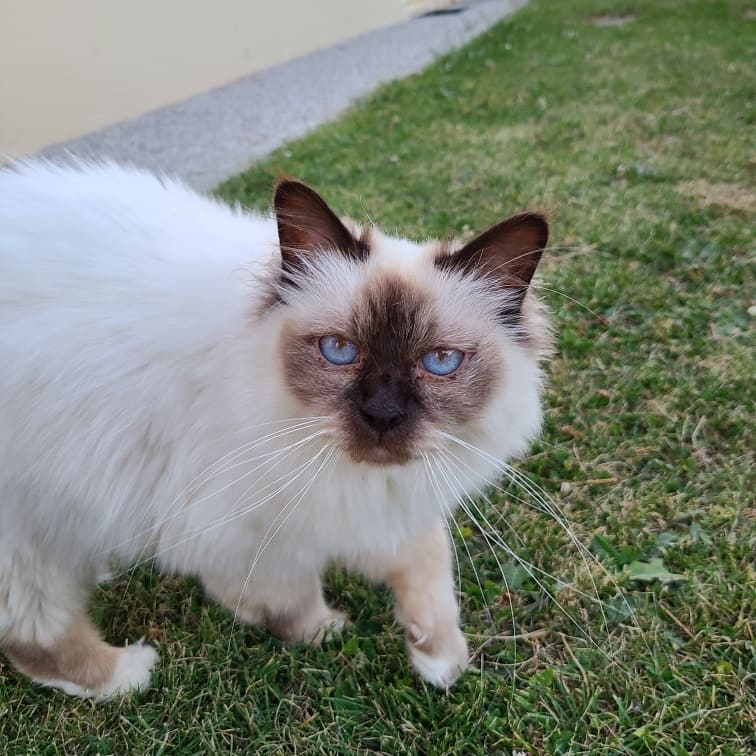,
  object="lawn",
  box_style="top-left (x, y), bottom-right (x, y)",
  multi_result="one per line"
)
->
top-left (1, 0), bottom-right (753, 753)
